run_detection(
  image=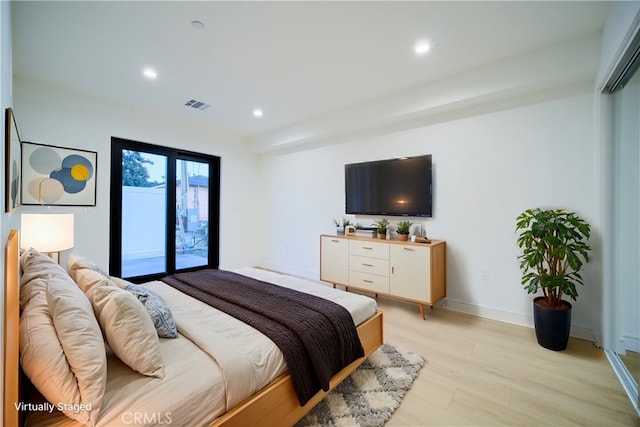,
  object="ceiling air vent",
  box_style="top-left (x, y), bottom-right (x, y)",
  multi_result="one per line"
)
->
top-left (184, 99), bottom-right (211, 111)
